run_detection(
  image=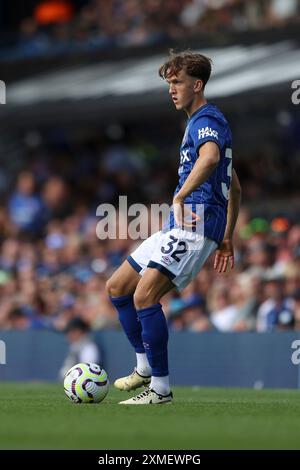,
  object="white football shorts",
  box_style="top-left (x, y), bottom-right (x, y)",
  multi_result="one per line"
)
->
top-left (127, 228), bottom-right (218, 291)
